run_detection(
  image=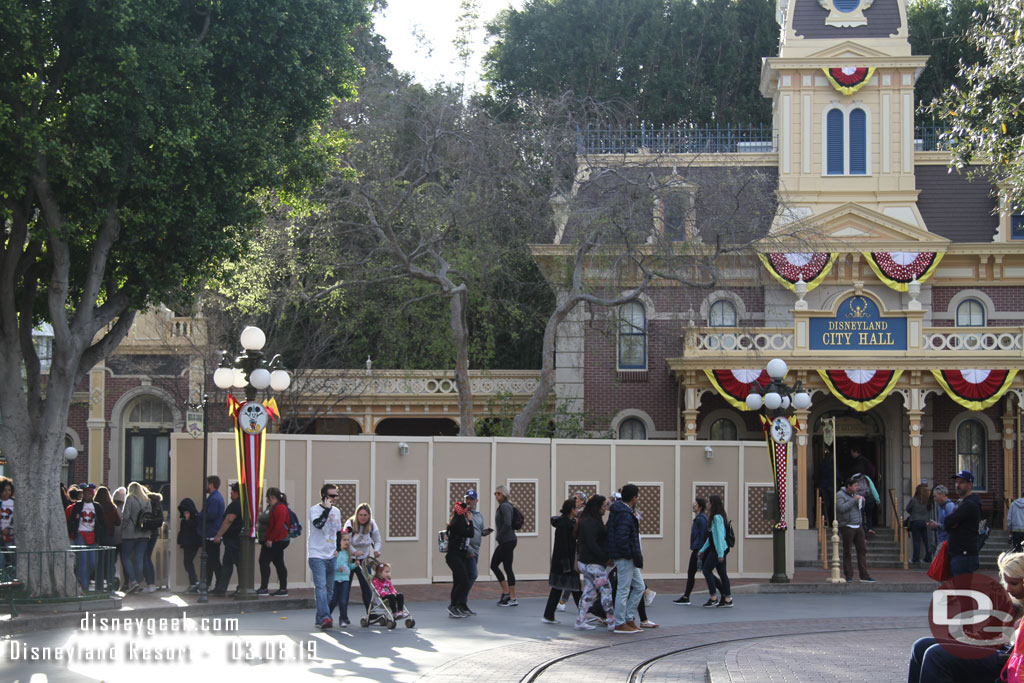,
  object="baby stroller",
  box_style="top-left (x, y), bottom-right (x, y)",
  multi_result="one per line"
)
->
top-left (358, 557), bottom-right (415, 630)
